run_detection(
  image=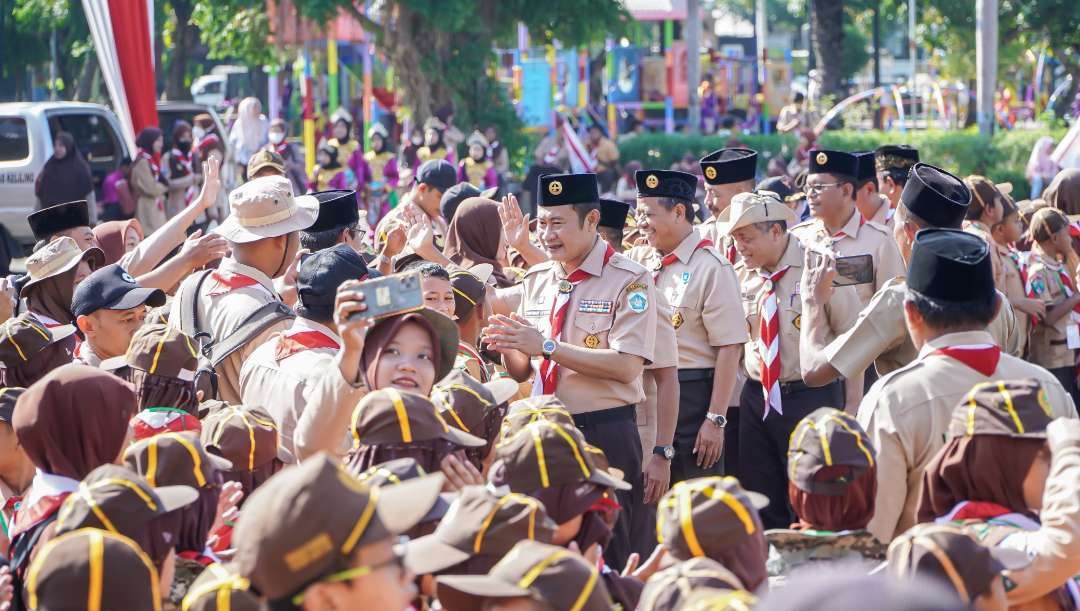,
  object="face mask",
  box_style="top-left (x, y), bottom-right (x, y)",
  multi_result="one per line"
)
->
top-left (411, 136), bottom-right (423, 146)
top-left (177, 140), bottom-right (192, 154)
top-left (269, 132), bottom-right (285, 144)
top-left (192, 126), bottom-right (206, 140)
